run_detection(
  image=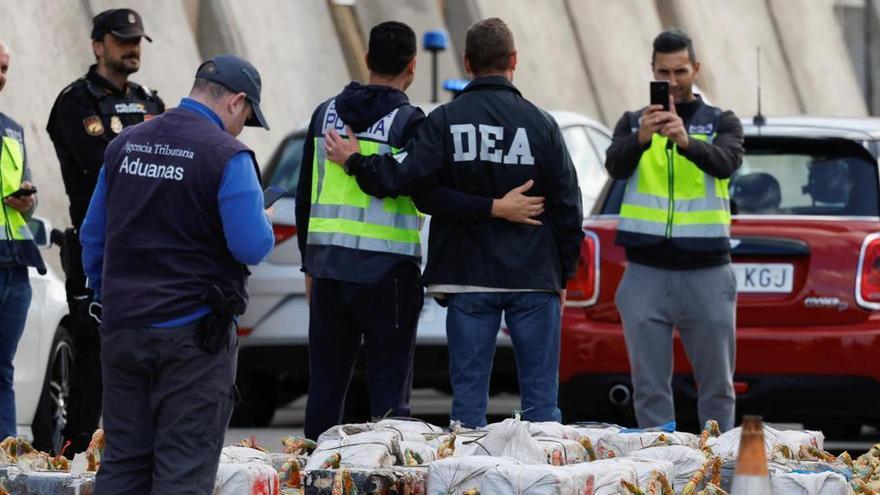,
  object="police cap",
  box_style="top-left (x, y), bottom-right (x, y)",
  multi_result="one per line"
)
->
top-left (91, 9), bottom-right (152, 42)
top-left (195, 55), bottom-right (270, 130)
